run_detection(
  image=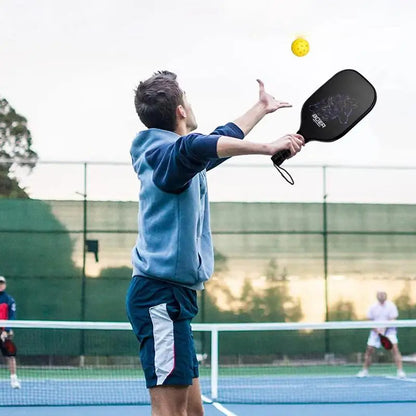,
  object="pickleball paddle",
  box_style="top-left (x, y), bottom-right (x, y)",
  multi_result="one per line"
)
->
top-left (272, 69), bottom-right (377, 183)
top-left (379, 332), bottom-right (393, 350)
top-left (1, 338), bottom-right (17, 356)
